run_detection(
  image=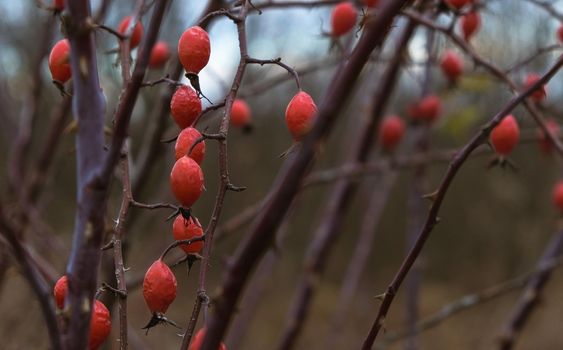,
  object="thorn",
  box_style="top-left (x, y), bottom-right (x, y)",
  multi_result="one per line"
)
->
top-left (374, 292), bottom-right (386, 301)
top-left (422, 189), bottom-right (439, 203)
